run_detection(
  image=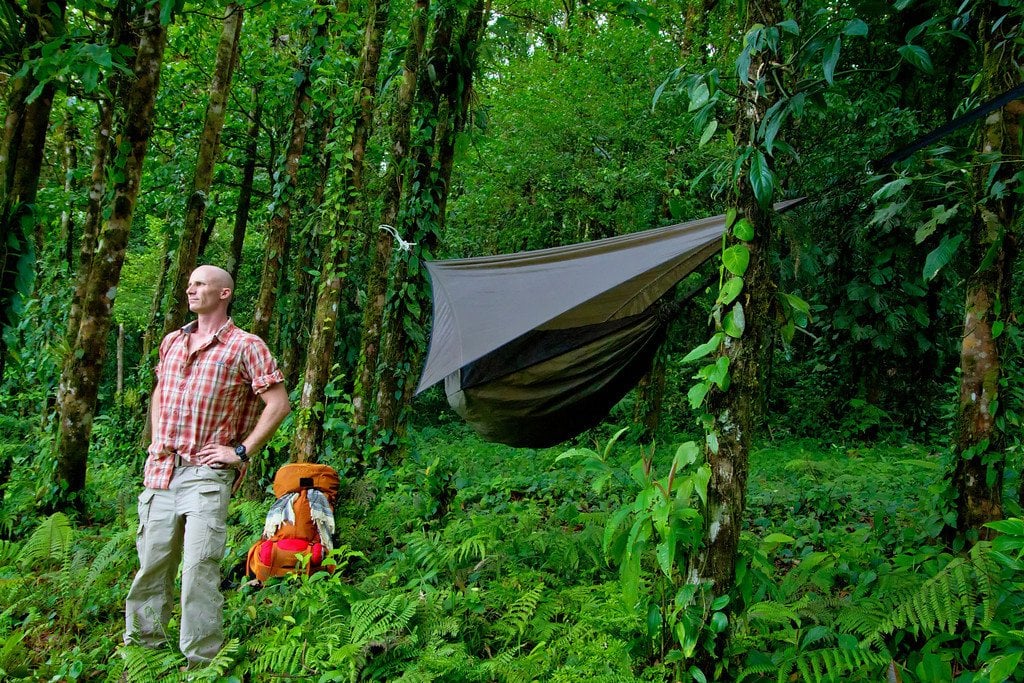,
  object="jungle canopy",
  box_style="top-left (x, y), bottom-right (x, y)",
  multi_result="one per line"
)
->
top-left (416, 199), bottom-right (803, 447)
